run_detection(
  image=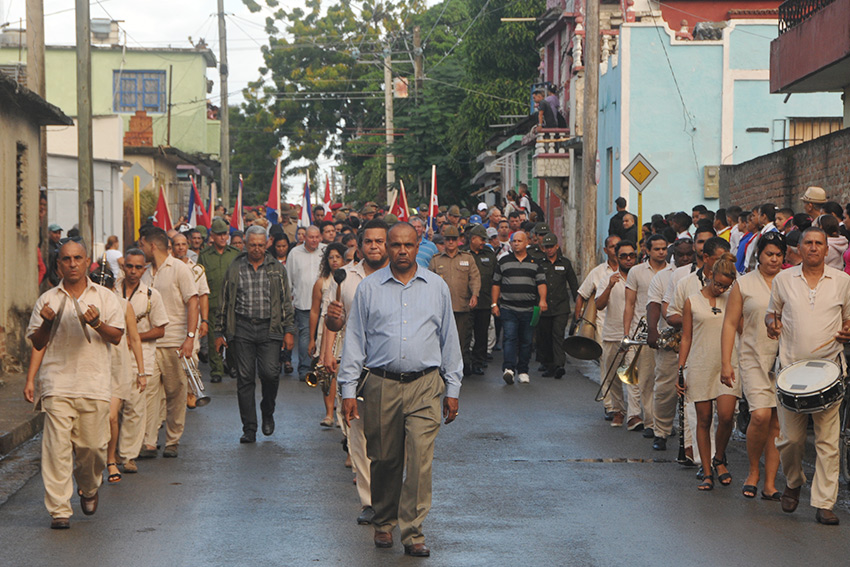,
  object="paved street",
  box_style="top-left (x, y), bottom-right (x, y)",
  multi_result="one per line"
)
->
top-left (1, 361), bottom-right (850, 567)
